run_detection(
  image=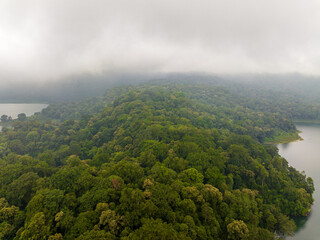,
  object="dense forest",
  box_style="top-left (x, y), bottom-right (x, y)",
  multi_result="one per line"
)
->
top-left (0, 82), bottom-right (315, 239)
